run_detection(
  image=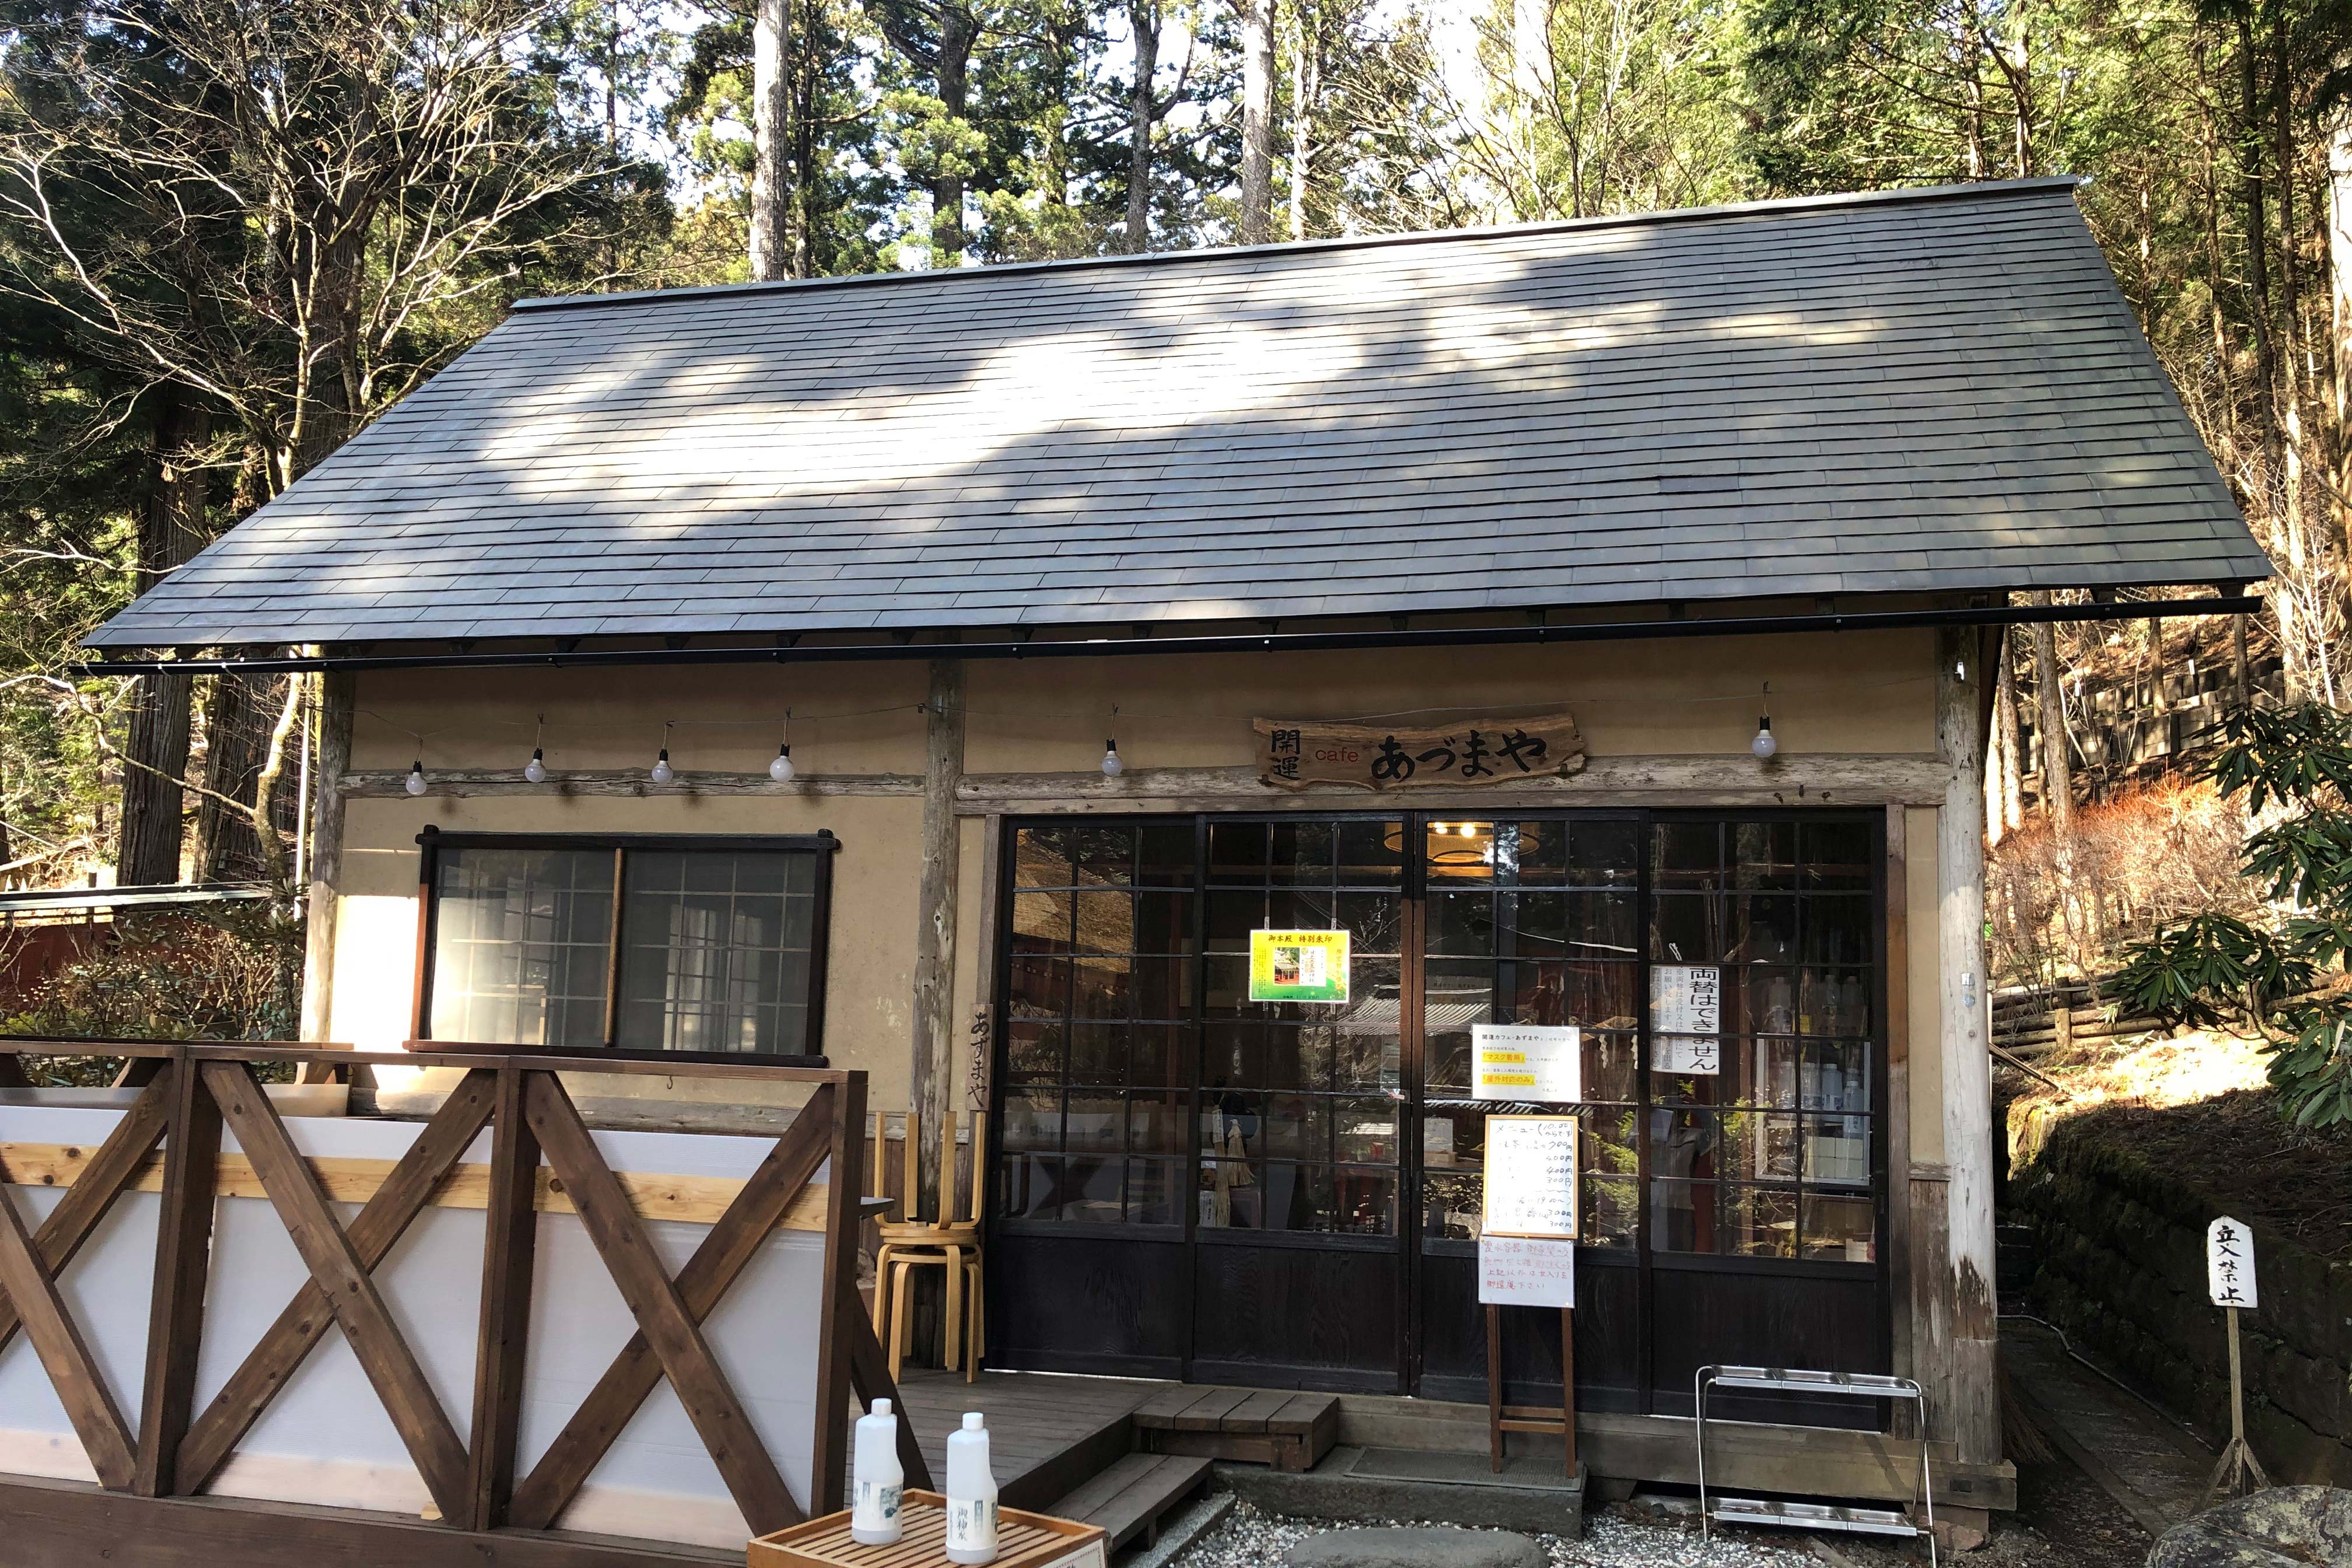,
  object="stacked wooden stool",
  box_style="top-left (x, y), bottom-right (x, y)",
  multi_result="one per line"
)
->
top-left (873, 1105), bottom-right (987, 1381)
